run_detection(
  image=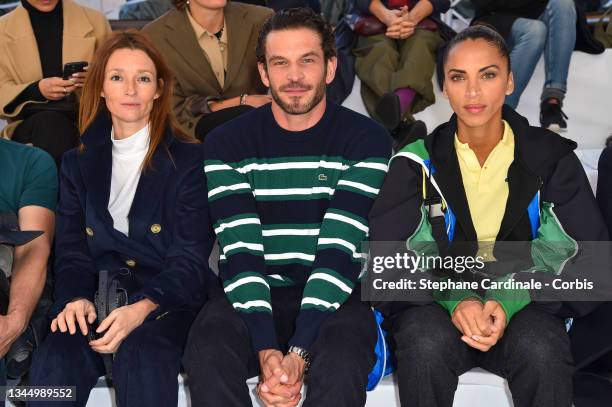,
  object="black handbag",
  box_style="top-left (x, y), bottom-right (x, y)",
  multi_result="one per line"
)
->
top-left (92, 270), bottom-right (128, 378)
